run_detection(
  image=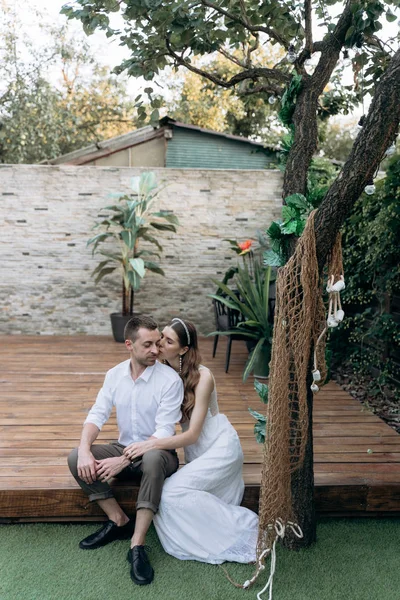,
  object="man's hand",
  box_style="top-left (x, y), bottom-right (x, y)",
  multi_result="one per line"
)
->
top-left (95, 456), bottom-right (129, 482)
top-left (77, 449), bottom-right (97, 485)
top-left (123, 439), bottom-right (156, 461)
